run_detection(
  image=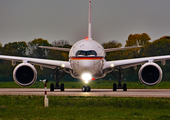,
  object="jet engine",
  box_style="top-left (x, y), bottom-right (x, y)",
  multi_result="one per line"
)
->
top-left (138, 62), bottom-right (162, 86)
top-left (13, 63), bottom-right (37, 86)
